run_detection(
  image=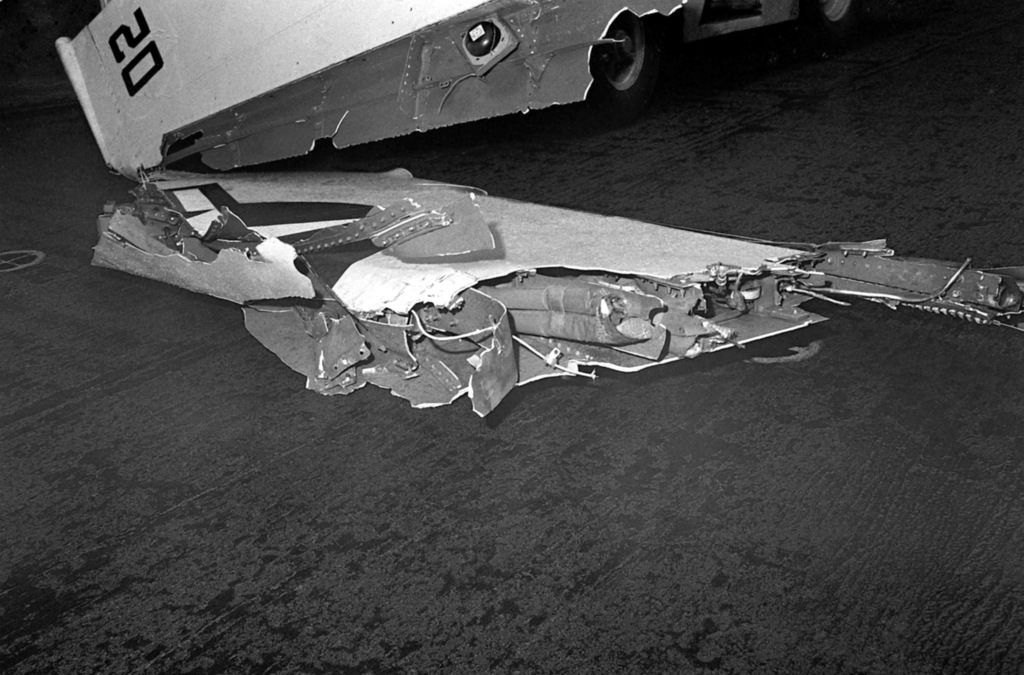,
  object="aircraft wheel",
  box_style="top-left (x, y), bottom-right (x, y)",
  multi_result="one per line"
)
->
top-left (801, 0), bottom-right (862, 45)
top-left (588, 13), bottom-right (661, 124)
